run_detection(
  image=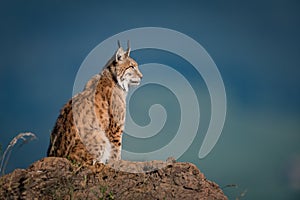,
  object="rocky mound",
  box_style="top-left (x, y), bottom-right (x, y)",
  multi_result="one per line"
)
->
top-left (0, 157), bottom-right (227, 199)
